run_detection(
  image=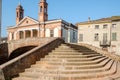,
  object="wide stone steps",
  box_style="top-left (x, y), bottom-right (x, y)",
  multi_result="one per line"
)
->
top-left (25, 60), bottom-right (115, 73)
top-left (49, 52), bottom-right (99, 55)
top-left (41, 56), bottom-right (105, 62)
top-left (12, 43), bottom-right (119, 80)
top-left (53, 49), bottom-right (94, 52)
top-left (28, 60), bottom-right (114, 72)
top-left (31, 59), bottom-right (111, 70)
top-left (45, 54), bottom-right (101, 58)
top-left (36, 57), bottom-right (107, 65)
top-left (17, 63), bottom-right (116, 79)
